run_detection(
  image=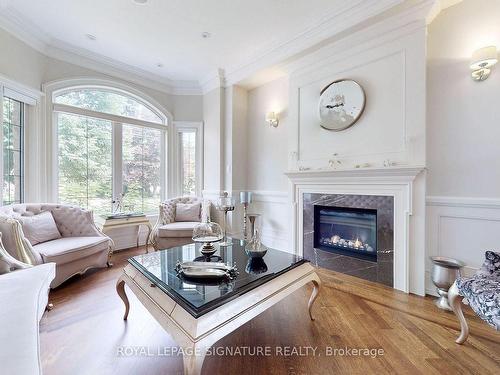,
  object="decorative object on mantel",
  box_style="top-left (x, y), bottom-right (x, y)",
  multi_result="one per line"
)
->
top-left (430, 256), bottom-right (464, 311)
top-left (240, 191), bottom-right (252, 239)
top-left (318, 79), bottom-right (365, 131)
top-left (192, 220), bottom-right (223, 257)
top-left (355, 163), bottom-right (371, 168)
top-left (383, 159), bottom-right (397, 167)
top-left (470, 46), bottom-right (497, 81)
top-left (328, 153), bottom-right (342, 169)
top-left (216, 192), bottom-right (235, 247)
